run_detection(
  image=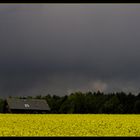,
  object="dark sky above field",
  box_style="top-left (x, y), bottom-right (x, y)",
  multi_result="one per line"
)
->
top-left (0, 4), bottom-right (140, 97)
